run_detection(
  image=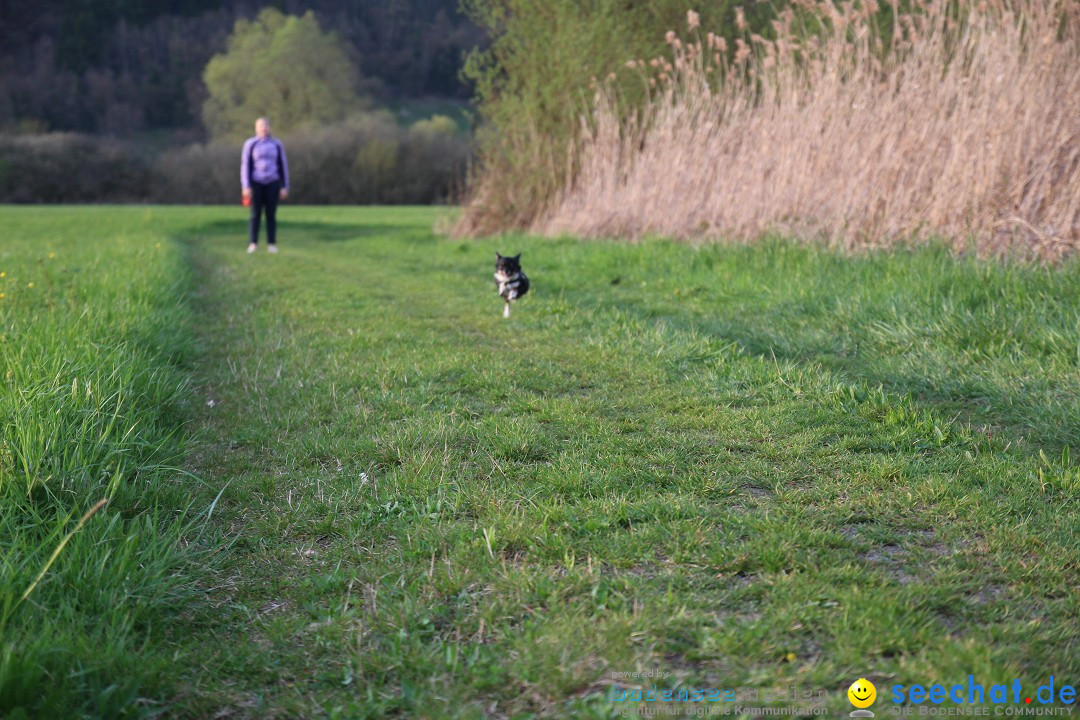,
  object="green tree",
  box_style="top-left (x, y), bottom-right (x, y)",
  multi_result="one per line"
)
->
top-left (202, 9), bottom-right (362, 139)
